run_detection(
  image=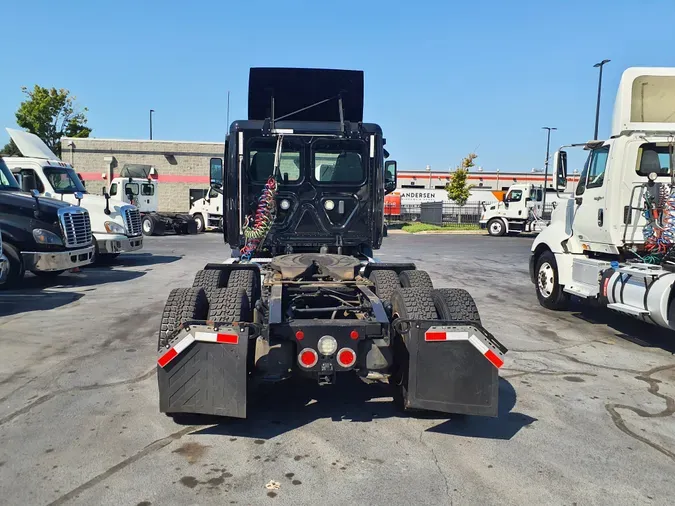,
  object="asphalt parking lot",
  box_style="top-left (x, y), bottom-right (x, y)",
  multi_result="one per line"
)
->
top-left (0, 233), bottom-right (674, 506)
